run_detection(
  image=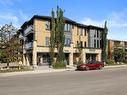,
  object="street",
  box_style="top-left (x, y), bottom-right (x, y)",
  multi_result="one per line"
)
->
top-left (0, 68), bottom-right (127, 95)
